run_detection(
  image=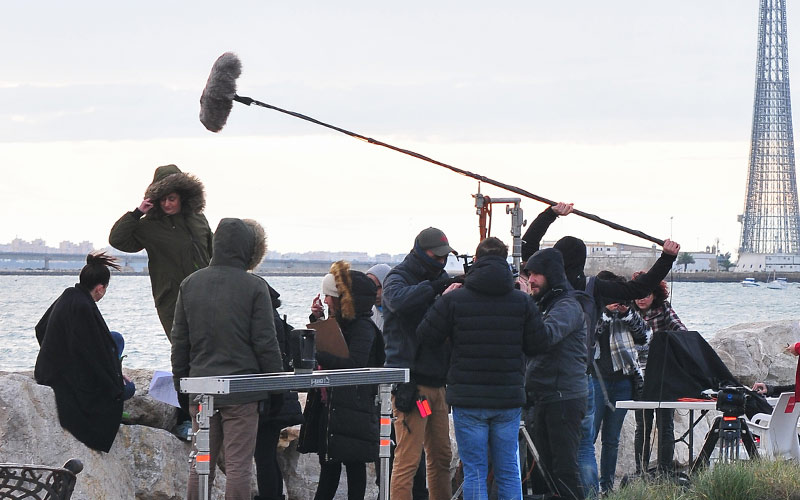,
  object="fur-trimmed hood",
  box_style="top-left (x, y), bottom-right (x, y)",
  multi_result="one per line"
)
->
top-left (210, 218), bottom-right (266, 271)
top-left (144, 164), bottom-right (206, 217)
top-left (327, 261), bottom-right (377, 321)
